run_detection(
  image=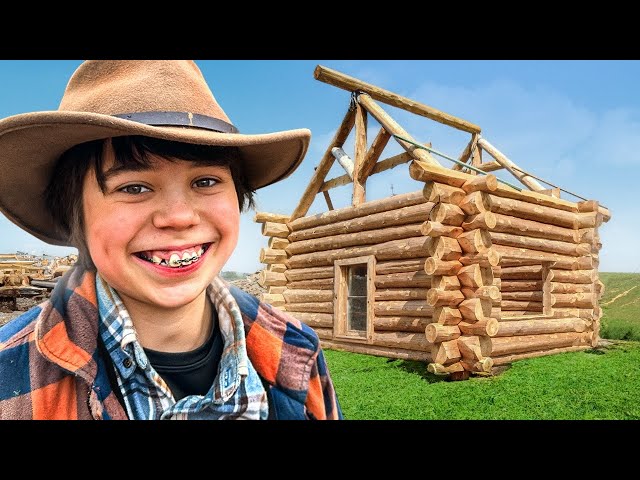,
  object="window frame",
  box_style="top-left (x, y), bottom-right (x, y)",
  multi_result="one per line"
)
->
top-left (333, 255), bottom-right (375, 343)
